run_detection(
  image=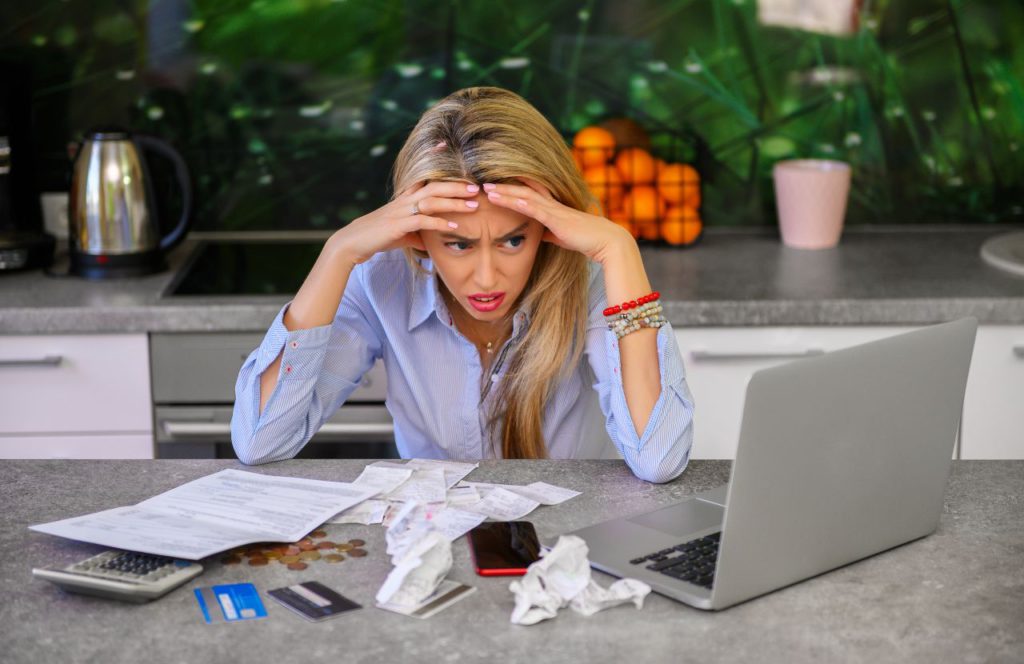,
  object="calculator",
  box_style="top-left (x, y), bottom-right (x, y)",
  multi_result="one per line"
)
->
top-left (32, 550), bottom-right (204, 603)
